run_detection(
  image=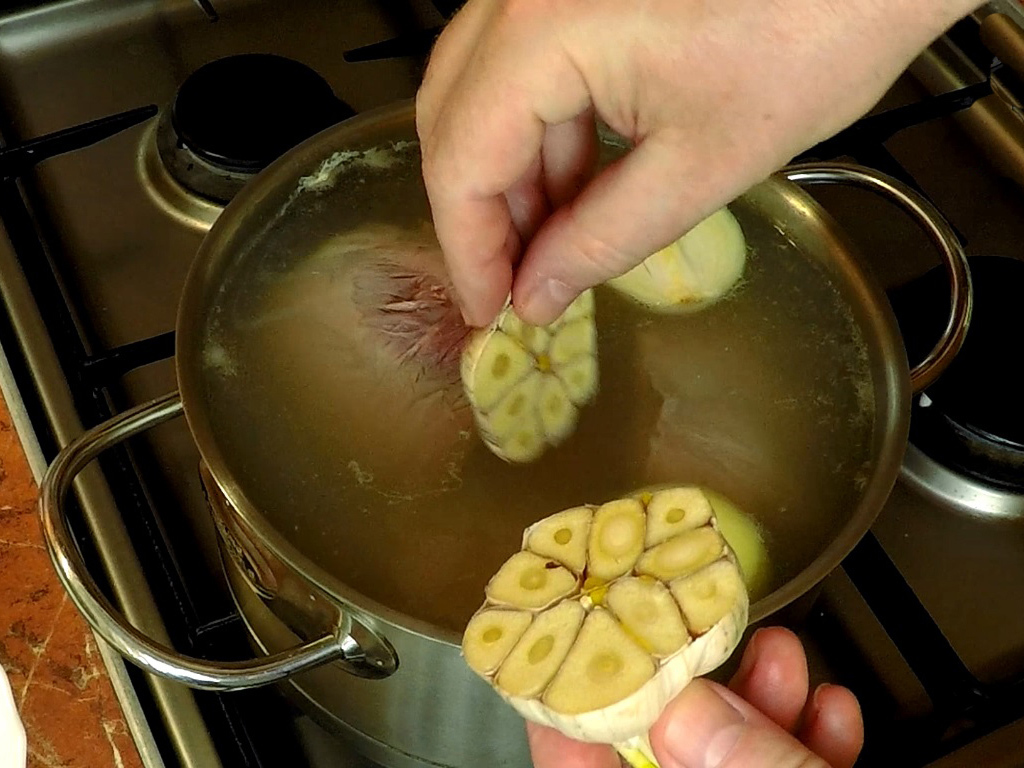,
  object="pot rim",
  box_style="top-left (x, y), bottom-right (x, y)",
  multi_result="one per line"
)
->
top-left (176, 99), bottom-right (912, 646)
